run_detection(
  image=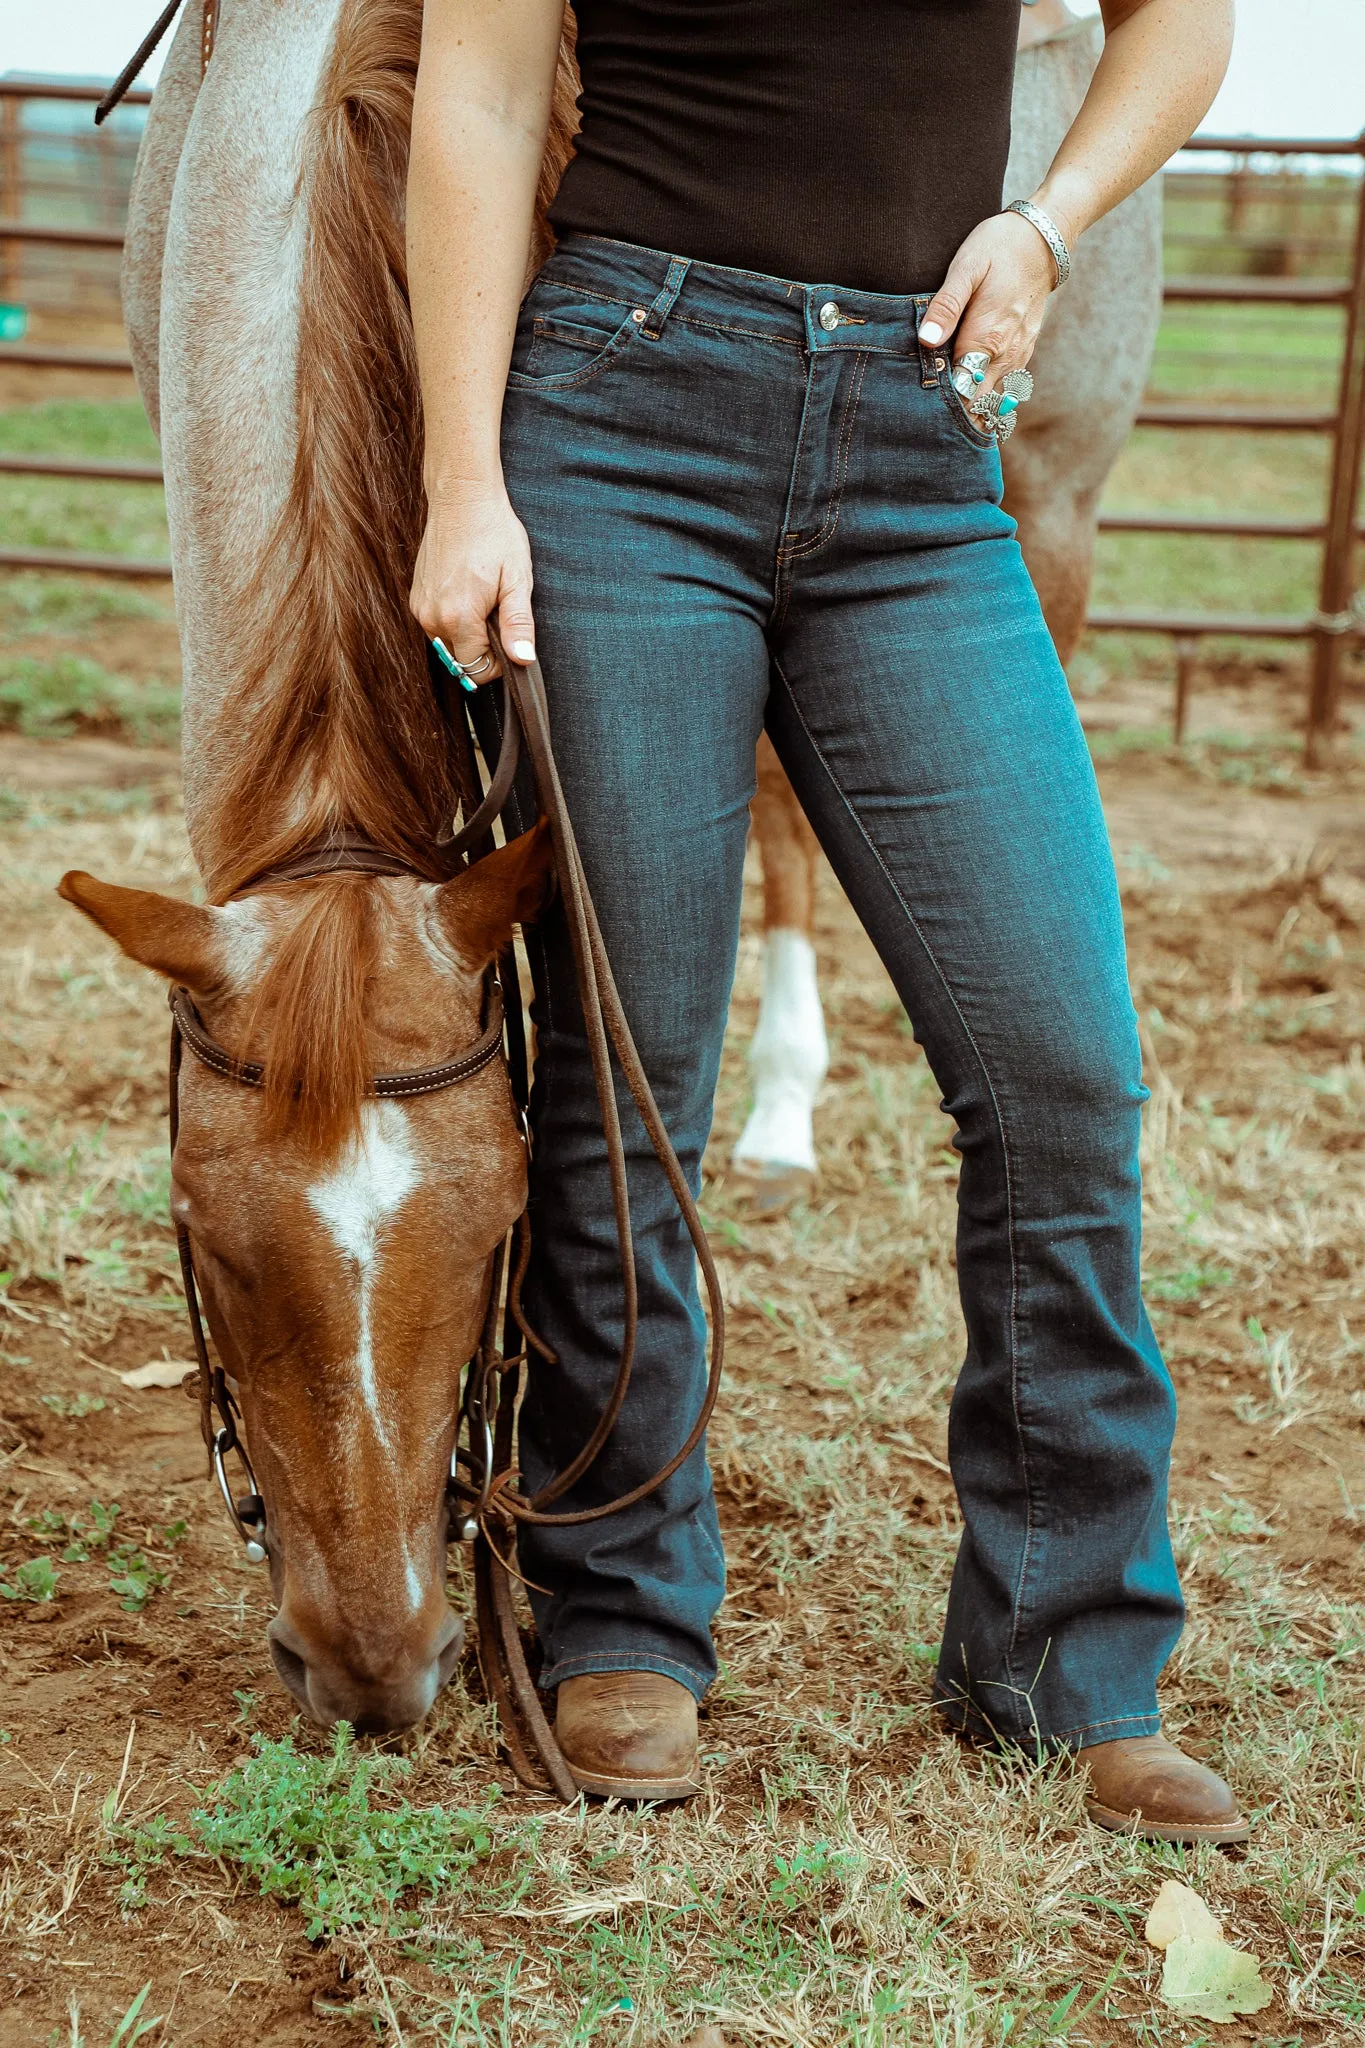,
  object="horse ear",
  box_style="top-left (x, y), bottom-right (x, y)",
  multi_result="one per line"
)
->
top-left (435, 820), bottom-right (556, 968)
top-left (57, 872), bottom-right (225, 991)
